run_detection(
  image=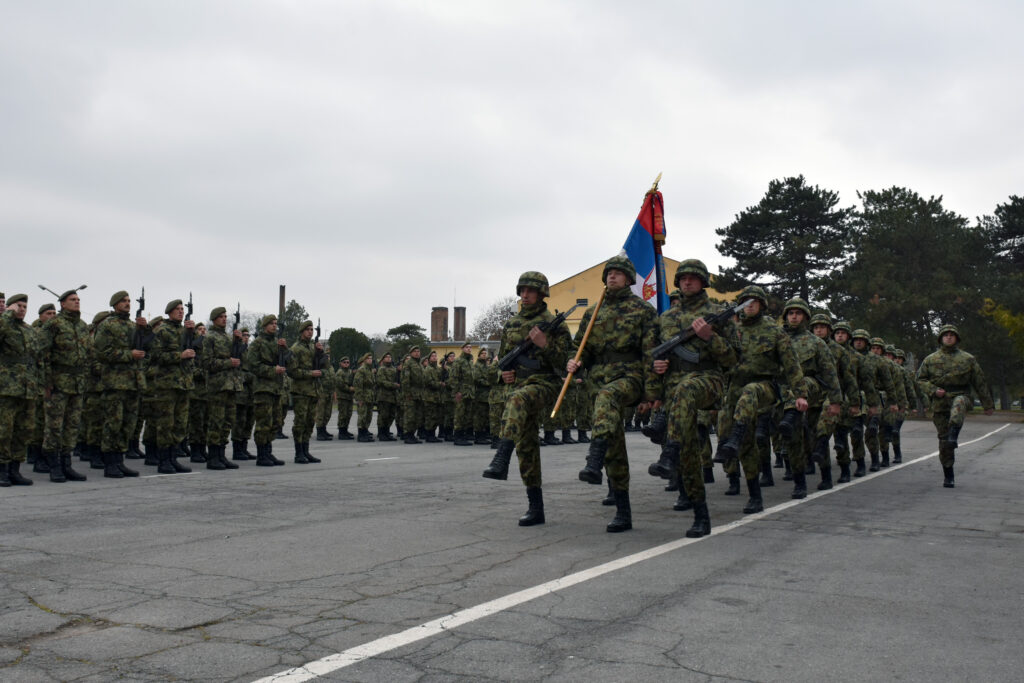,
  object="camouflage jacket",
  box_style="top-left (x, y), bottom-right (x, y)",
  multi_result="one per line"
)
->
top-left (287, 339), bottom-right (322, 398)
top-left (855, 348), bottom-right (896, 407)
top-left (841, 341), bottom-right (878, 408)
top-left (423, 362), bottom-right (441, 403)
top-left (0, 311), bottom-right (40, 398)
top-left (498, 301), bottom-right (571, 391)
top-left (335, 367), bottom-right (354, 399)
top-left (472, 360), bottom-right (491, 402)
top-left (784, 322), bottom-right (842, 405)
top-left (41, 309), bottom-right (88, 394)
top-left (234, 342), bottom-right (252, 403)
top-left (488, 363), bottom-right (506, 405)
top-left (93, 312), bottom-right (146, 391)
top-left (376, 363), bottom-right (399, 403)
top-left (899, 364), bottom-right (921, 408)
top-left (401, 357), bottom-right (425, 401)
top-left (245, 331), bottom-right (284, 395)
top-left (881, 355), bottom-right (909, 408)
top-left (353, 365), bottom-right (375, 403)
top-left (448, 352), bottom-right (475, 399)
top-left (319, 364), bottom-right (336, 394)
top-left (204, 325), bottom-right (243, 394)
top-left (825, 338), bottom-right (859, 404)
top-left (149, 320), bottom-right (195, 391)
top-left (731, 314), bottom-right (805, 399)
top-left (574, 286), bottom-right (658, 400)
top-left (917, 344), bottom-right (993, 412)
top-left (650, 290), bottom-right (737, 399)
